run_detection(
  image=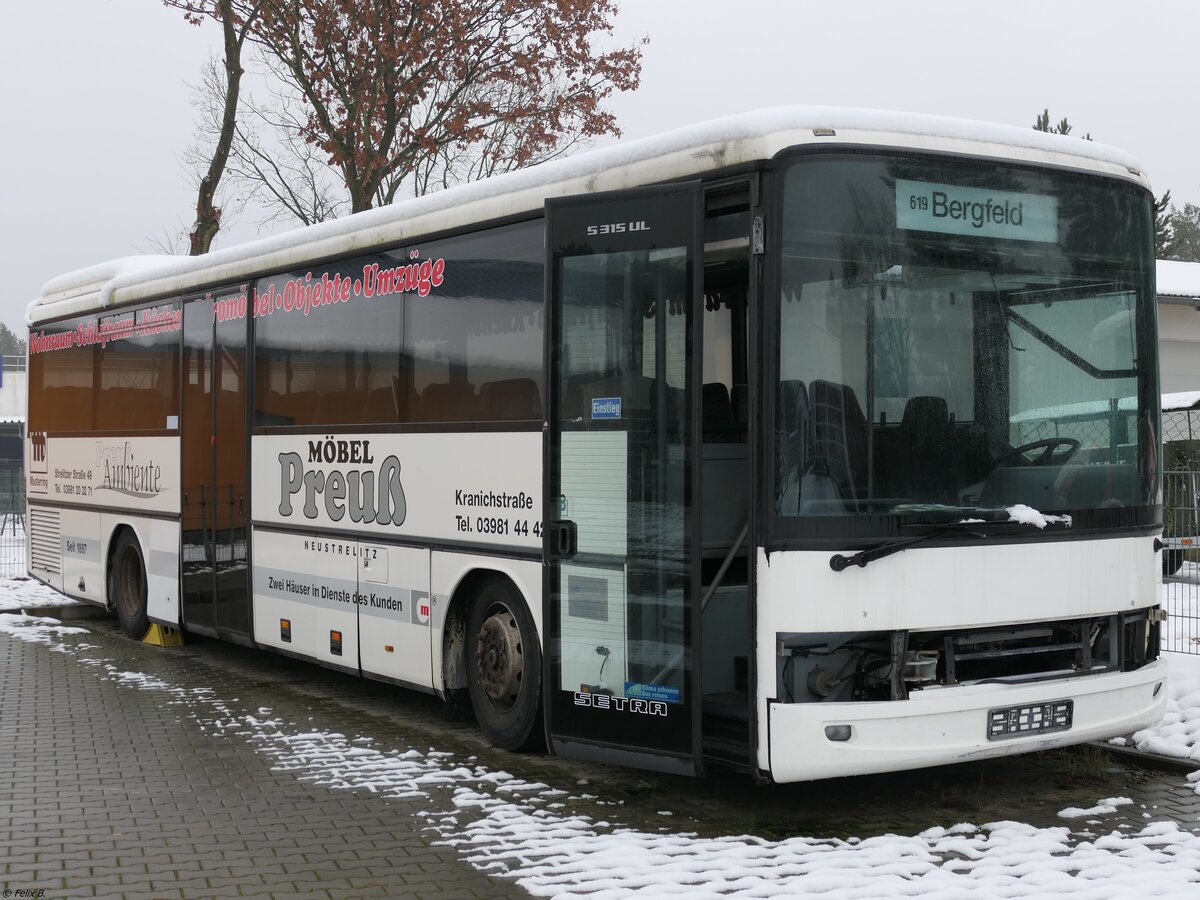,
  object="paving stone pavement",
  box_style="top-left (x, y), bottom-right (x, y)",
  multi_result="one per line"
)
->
top-left (3, 599), bottom-right (1200, 898)
top-left (0, 606), bottom-right (528, 899)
